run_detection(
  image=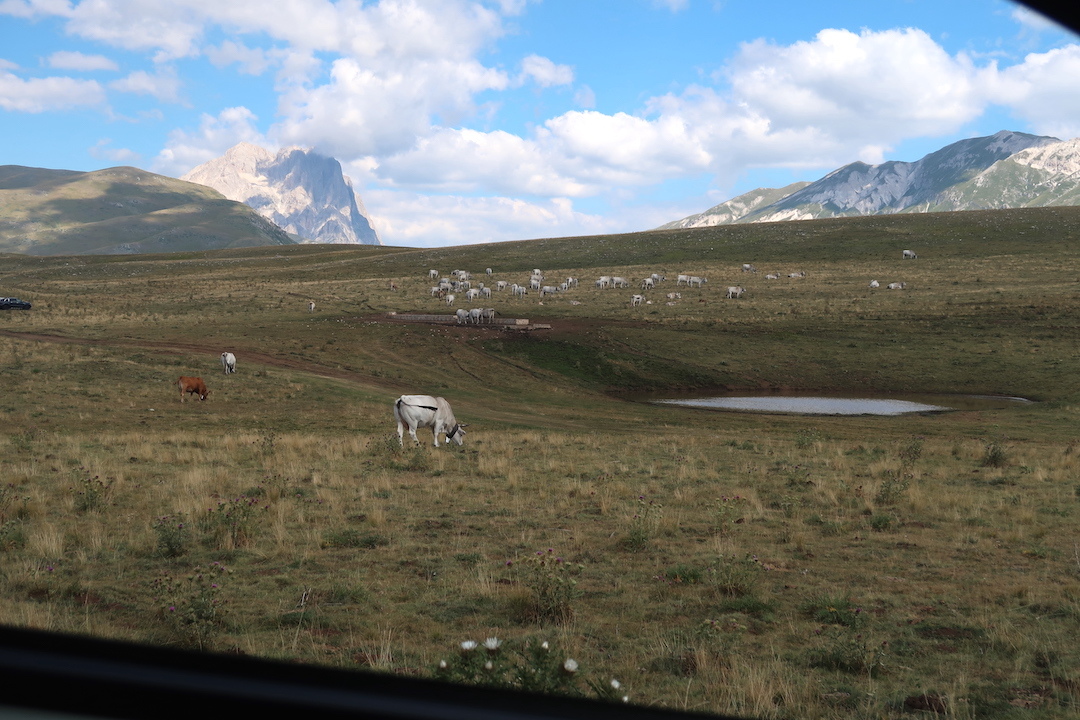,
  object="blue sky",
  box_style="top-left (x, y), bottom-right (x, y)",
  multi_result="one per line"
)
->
top-left (2, 1), bottom-right (1078, 247)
